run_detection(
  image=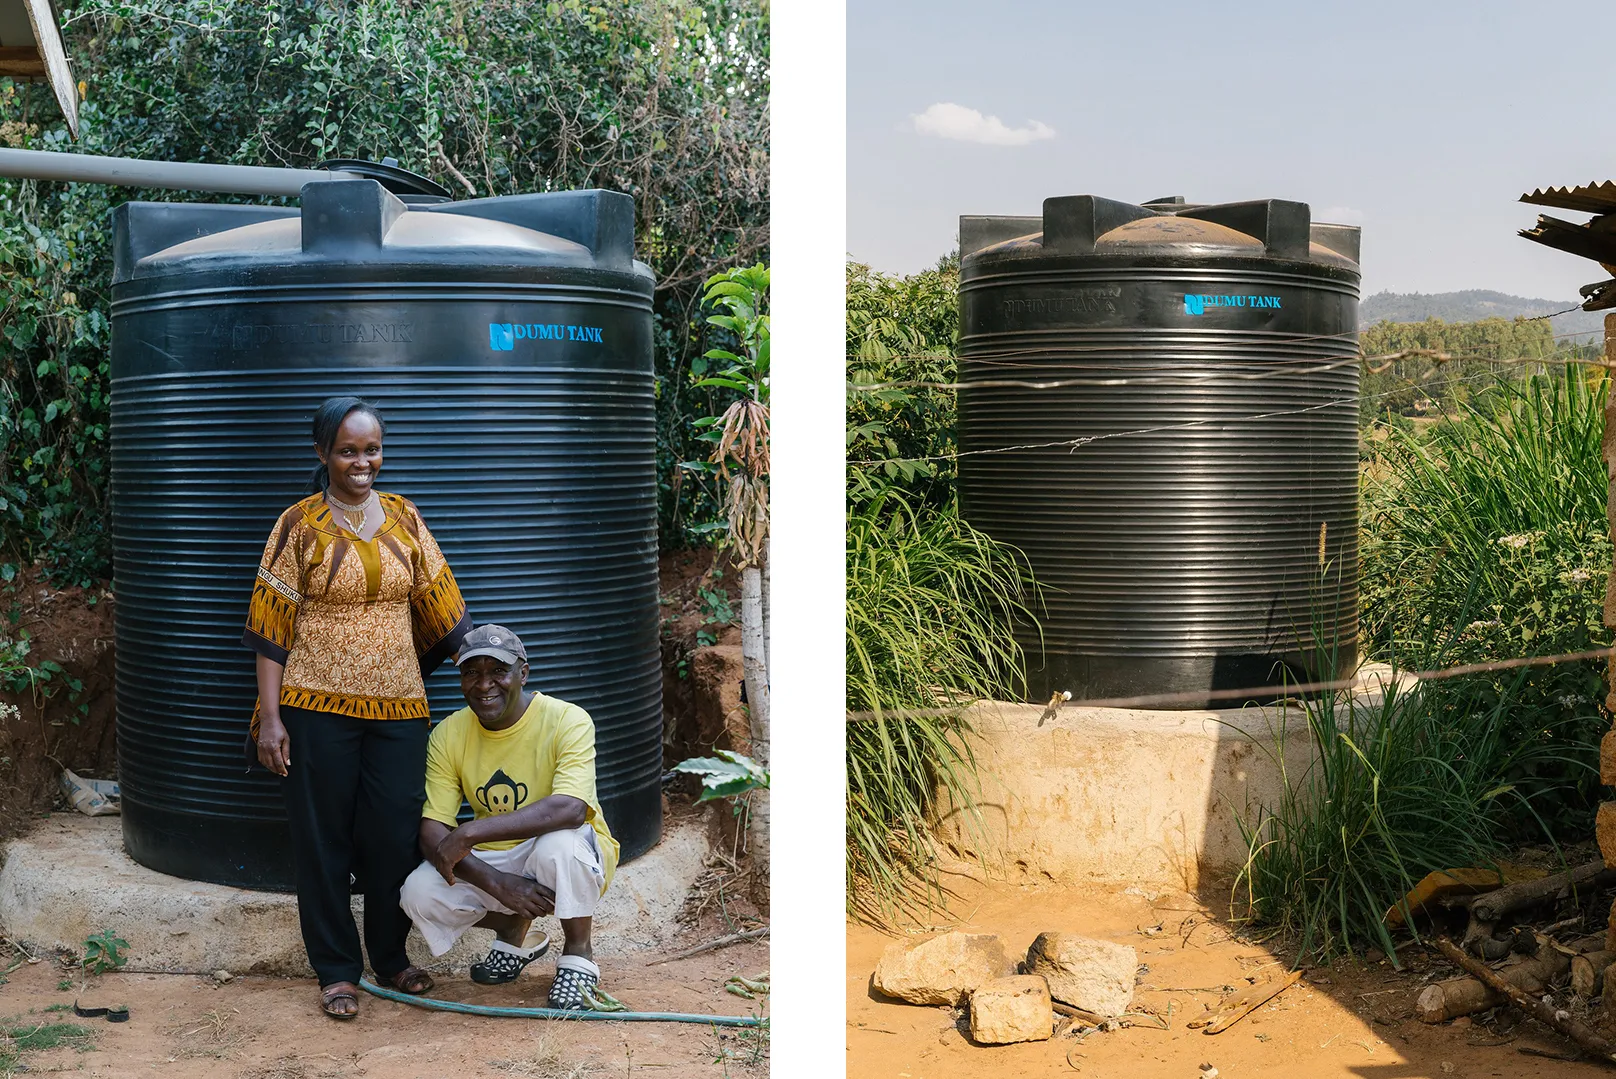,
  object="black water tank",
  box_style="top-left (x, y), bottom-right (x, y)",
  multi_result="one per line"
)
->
top-left (110, 179), bottom-right (662, 889)
top-left (957, 195), bottom-right (1362, 707)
